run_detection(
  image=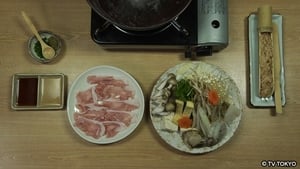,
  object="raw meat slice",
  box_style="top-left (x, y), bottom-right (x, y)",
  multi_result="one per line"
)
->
top-left (97, 85), bottom-right (134, 100)
top-left (103, 121), bottom-right (127, 138)
top-left (87, 75), bottom-right (127, 87)
top-left (105, 110), bottom-right (133, 126)
top-left (76, 88), bottom-right (94, 105)
top-left (96, 100), bottom-right (139, 112)
top-left (74, 113), bottom-right (128, 139)
top-left (74, 113), bottom-right (105, 139)
top-left (73, 75), bottom-right (140, 140)
top-left (76, 109), bottom-right (133, 126)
